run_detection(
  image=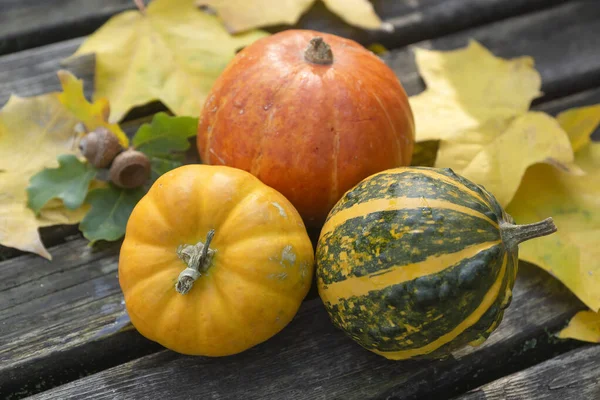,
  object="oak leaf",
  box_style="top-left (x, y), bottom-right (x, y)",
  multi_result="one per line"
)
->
top-left (132, 112), bottom-right (198, 183)
top-left (409, 41), bottom-right (580, 206)
top-left (506, 105), bottom-right (600, 312)
top-left (198, 0), bottom-right (386, 33)
top-left (27, 155), bottom-right (97, 214)
top-left (68, 0), bottom-right (268, 122)
top-left (80, 185), bottom-right (145, 244)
